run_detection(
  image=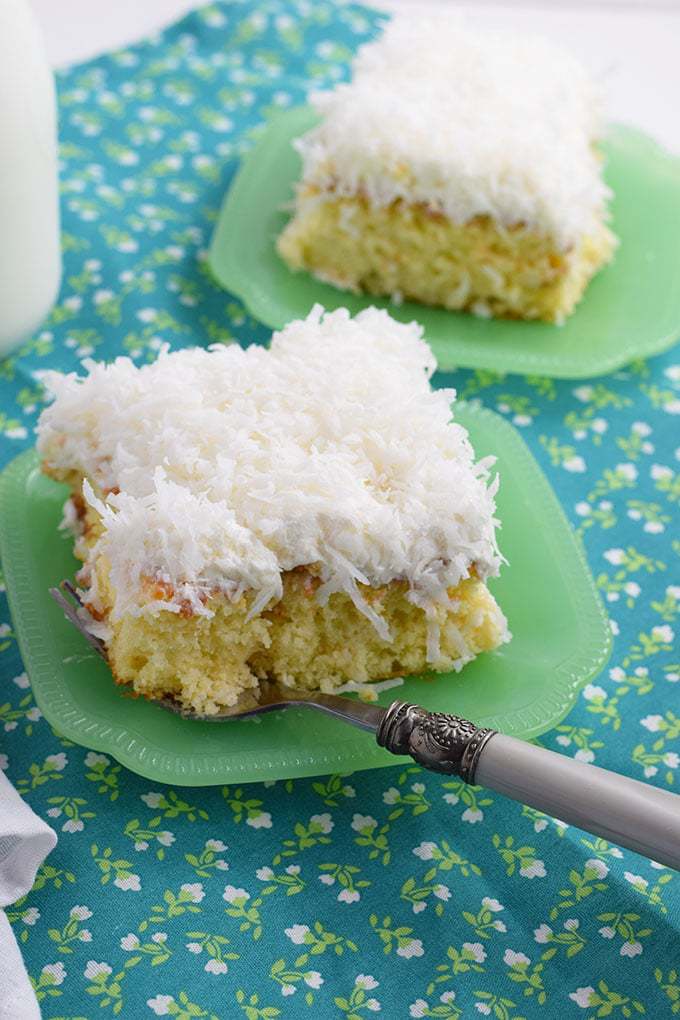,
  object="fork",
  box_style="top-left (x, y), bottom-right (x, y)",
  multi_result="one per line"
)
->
top-left (51, 582), bottom-right (680, 870)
